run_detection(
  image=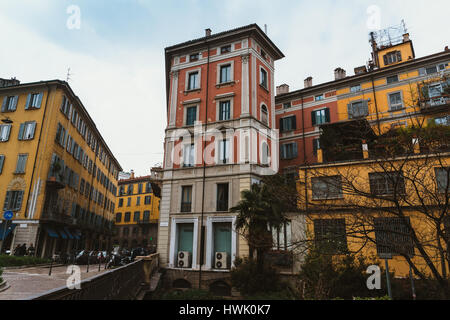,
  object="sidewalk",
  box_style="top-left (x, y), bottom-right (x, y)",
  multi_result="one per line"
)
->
top-left (0, 264), bottom-right (108, 300)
